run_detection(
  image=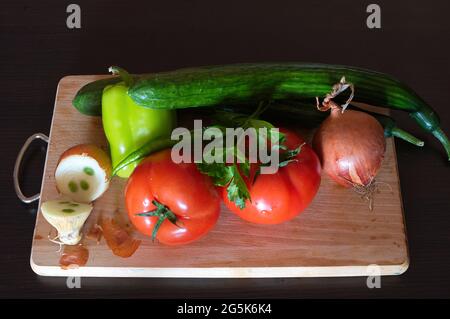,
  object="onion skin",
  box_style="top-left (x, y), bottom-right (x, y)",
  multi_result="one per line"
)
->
top-left (313, 109), bottom-right (386, 188)
top-left (59, 244), bottom-right (89, 269)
